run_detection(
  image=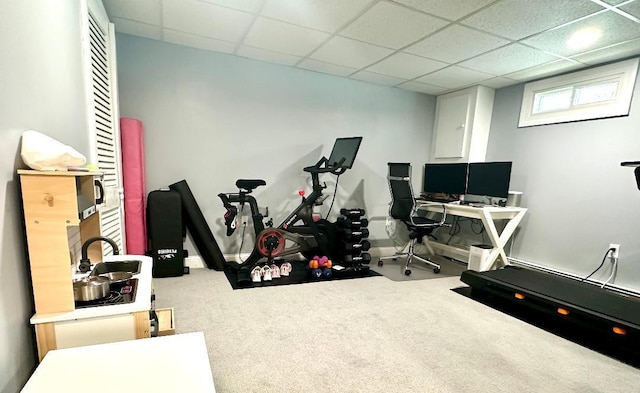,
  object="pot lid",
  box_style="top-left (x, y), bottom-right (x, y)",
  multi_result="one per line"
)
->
top-left (73, 276), bottom-right (109, 288)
